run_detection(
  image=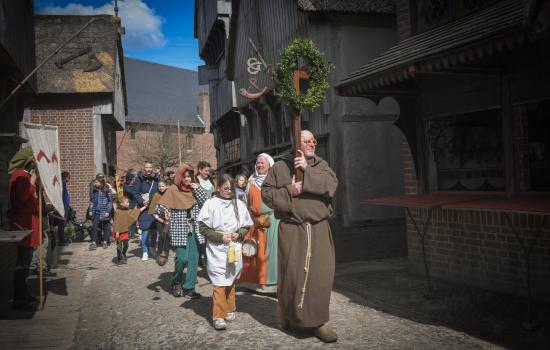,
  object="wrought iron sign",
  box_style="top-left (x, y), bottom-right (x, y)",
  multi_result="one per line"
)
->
top-left (239, 37), bottom-right (271, 100)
